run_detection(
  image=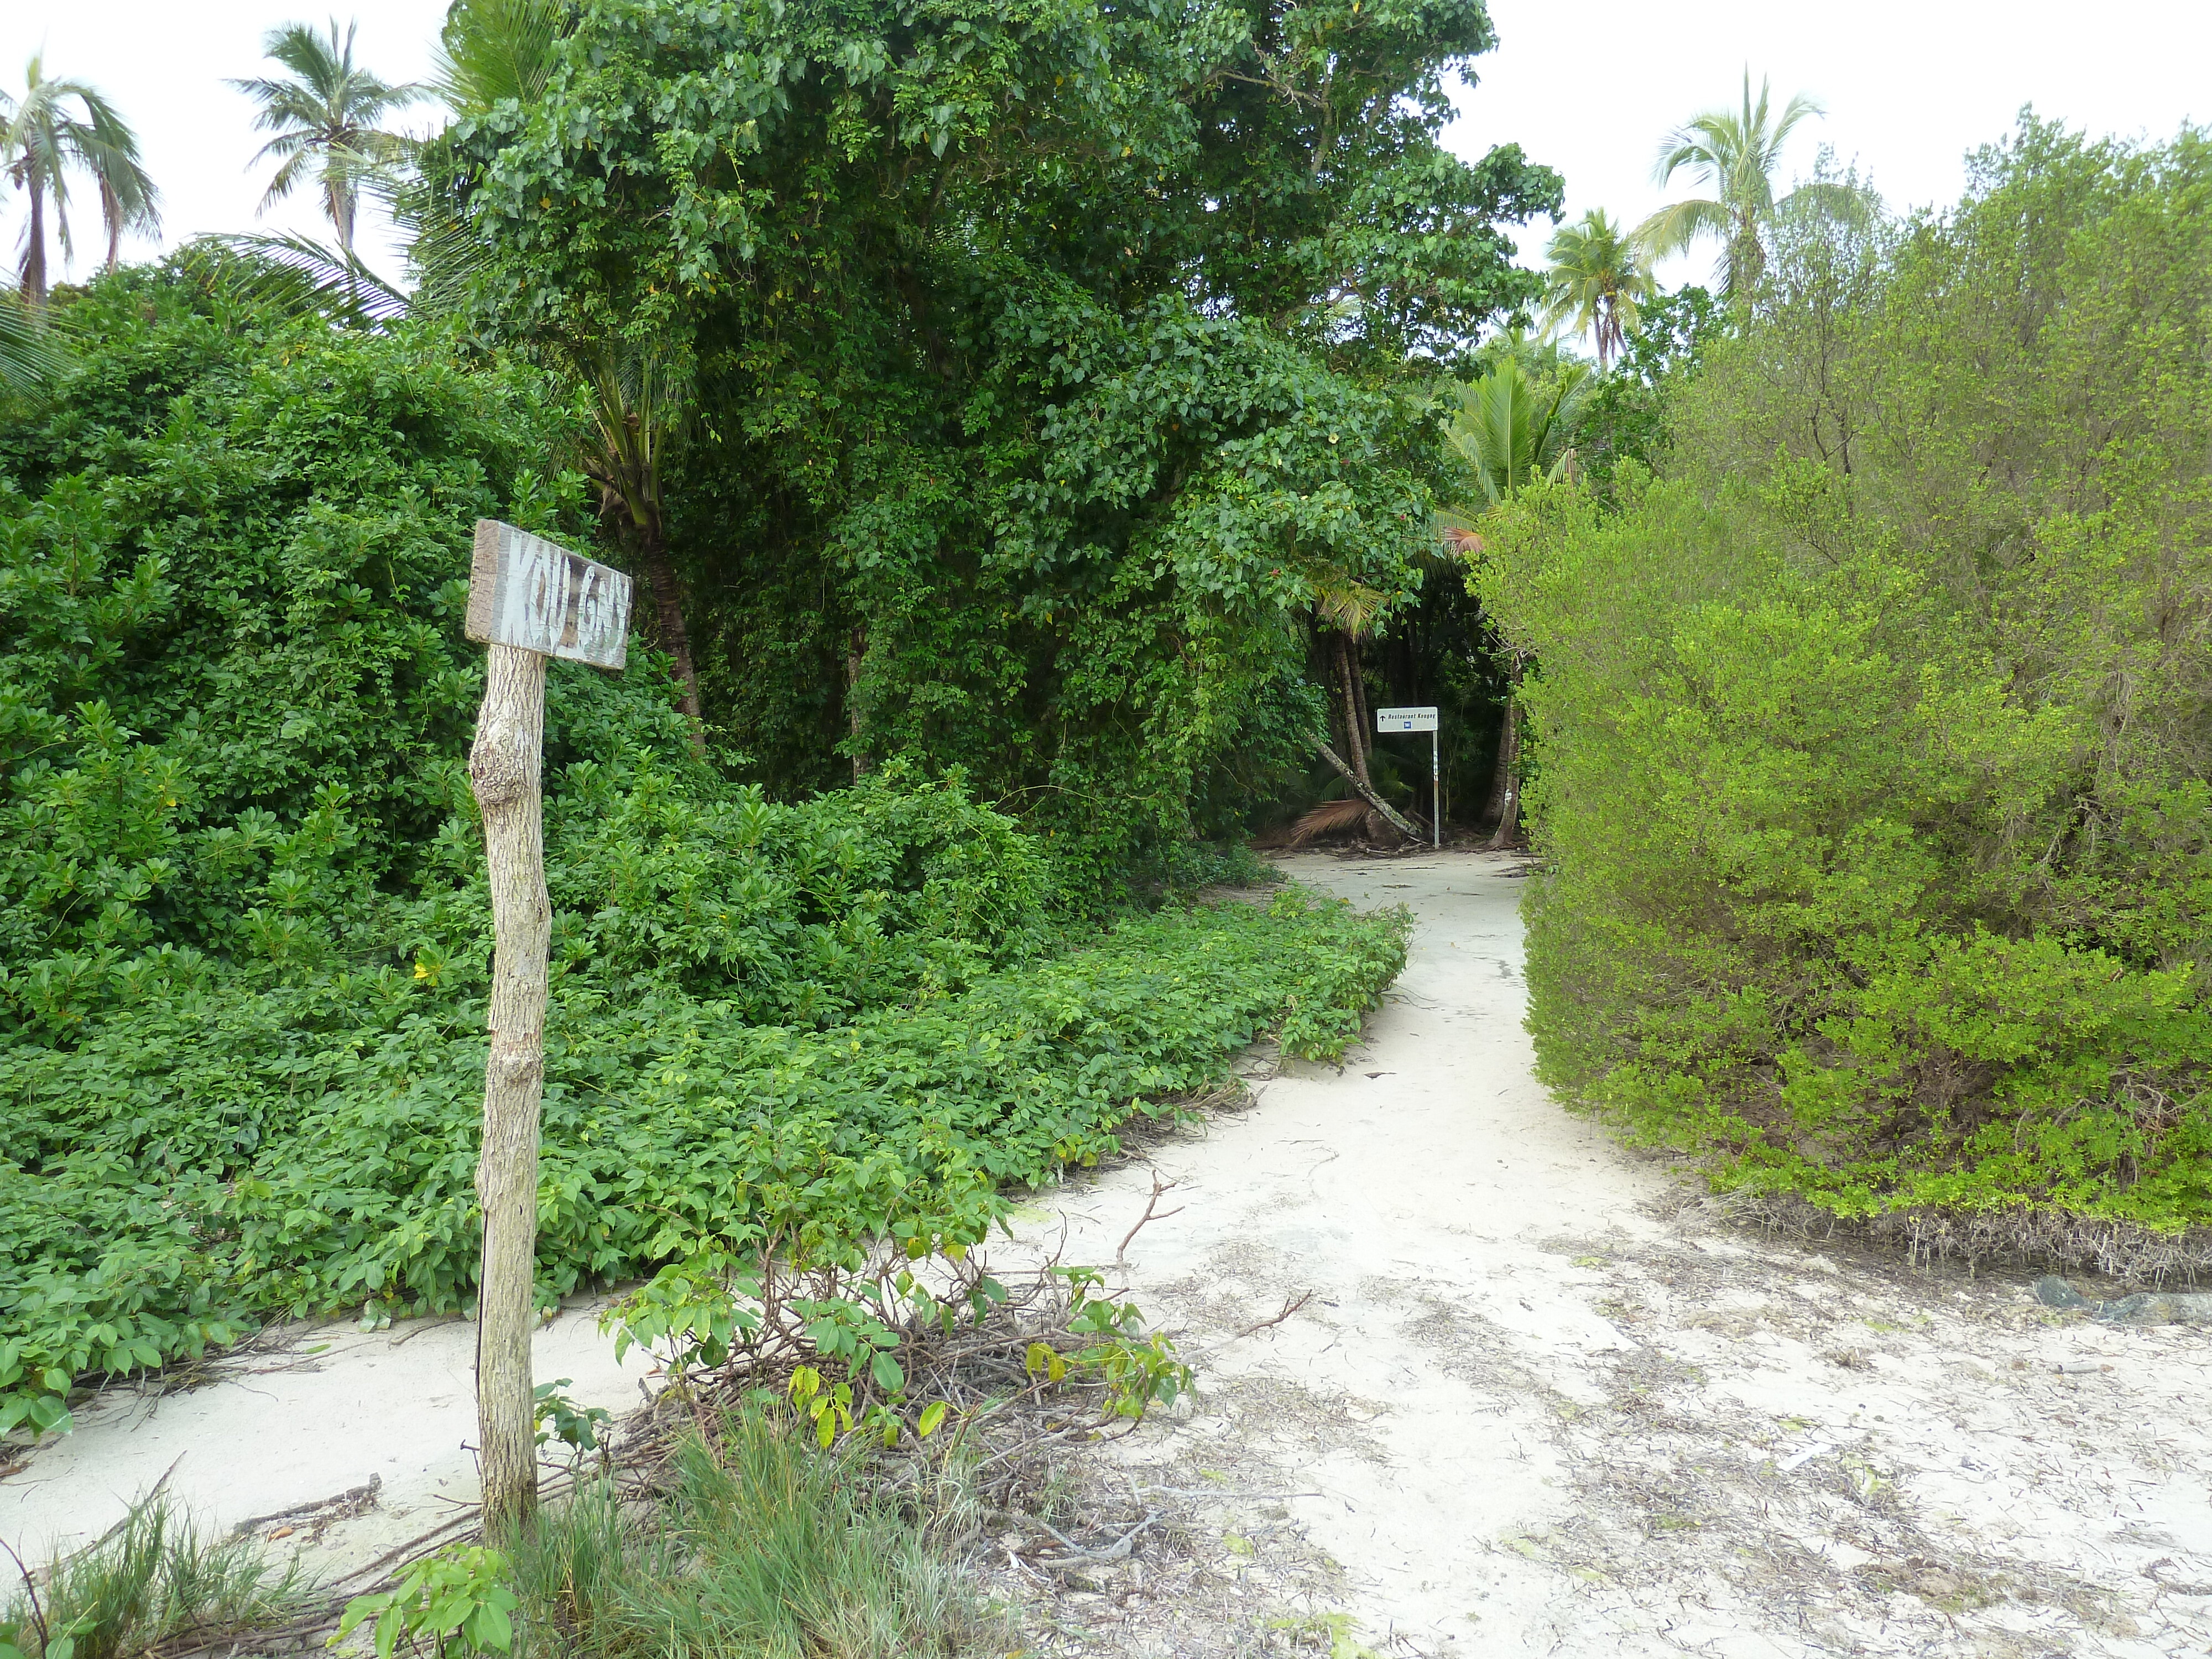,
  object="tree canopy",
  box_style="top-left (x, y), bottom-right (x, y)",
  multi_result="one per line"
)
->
top-left (431, 0), bottom-right (1560, 885)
